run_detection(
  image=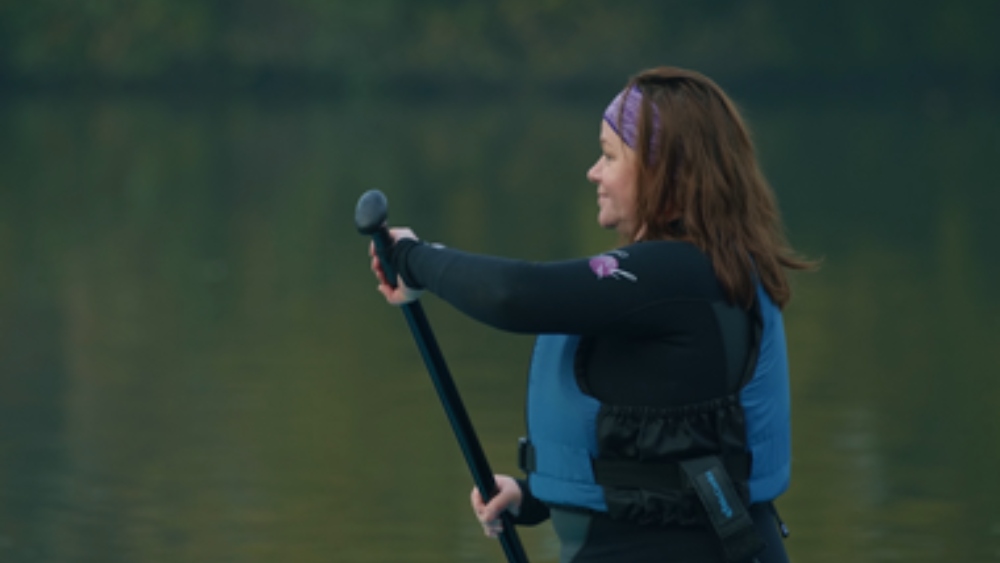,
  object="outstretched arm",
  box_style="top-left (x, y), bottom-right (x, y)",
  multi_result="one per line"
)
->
top-left (390, 237), bottom-right (708, 336)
